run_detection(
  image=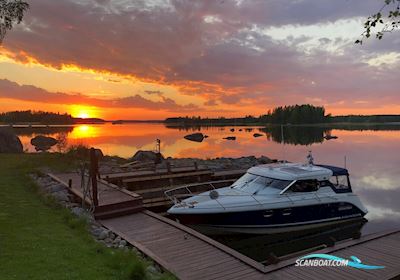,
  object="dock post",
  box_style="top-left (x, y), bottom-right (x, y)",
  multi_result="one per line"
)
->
top-left (68, 179), bottom-right (72, 189)
top-left (166, 161), bottom-right (172, 173)
top-left (90, 148), bottom-right (99, 207)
